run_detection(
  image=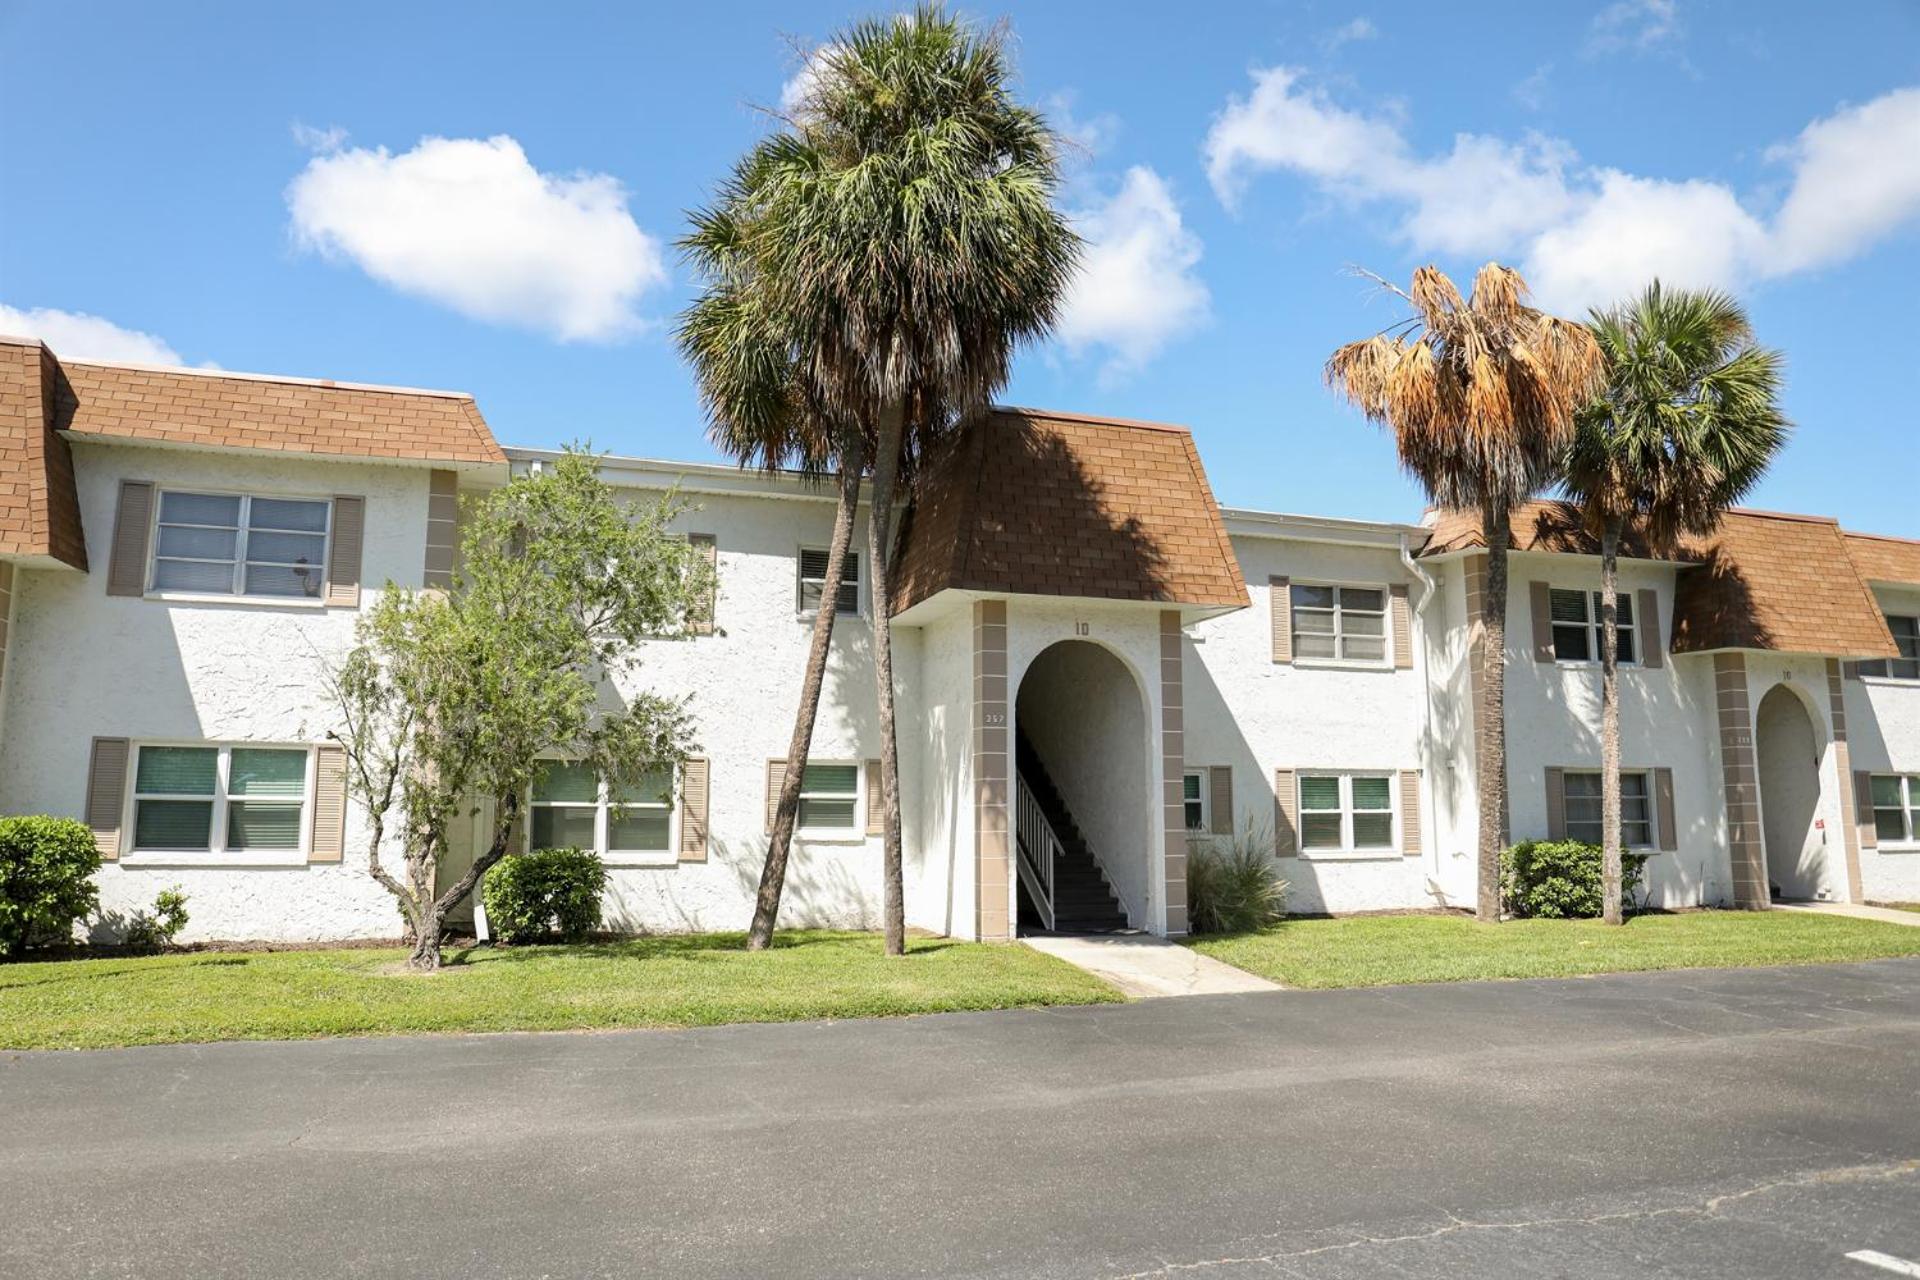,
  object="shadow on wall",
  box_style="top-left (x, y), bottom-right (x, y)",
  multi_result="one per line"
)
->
top-left (1672, 549), bottom-right (1775, 653)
